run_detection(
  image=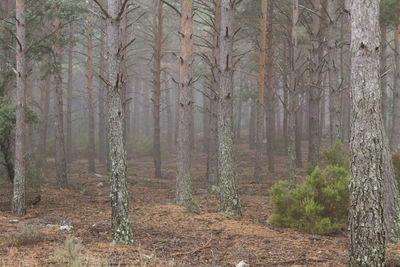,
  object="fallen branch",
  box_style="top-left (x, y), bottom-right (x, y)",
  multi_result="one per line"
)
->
top-left (171, 234), bottom-right (213, 256)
